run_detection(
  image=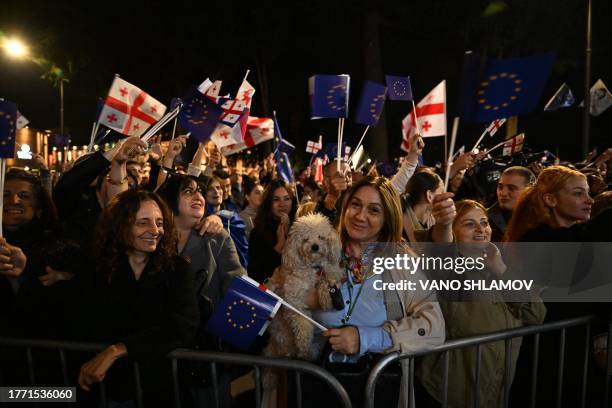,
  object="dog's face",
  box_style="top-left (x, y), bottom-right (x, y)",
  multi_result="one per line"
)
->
top-left (284, 213), bottom-right (342, 269)
top-left (297, 234), bottom-right (333, 265)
